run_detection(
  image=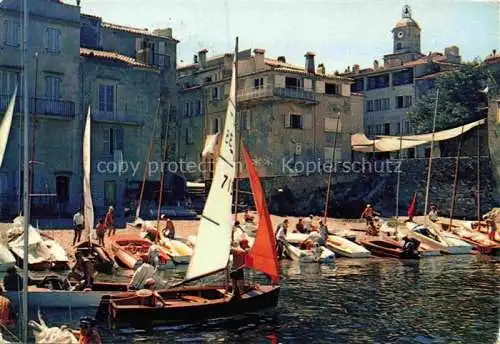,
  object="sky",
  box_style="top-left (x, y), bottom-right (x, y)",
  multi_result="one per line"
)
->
top-left (79, 0), bottom-right (499, 73)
